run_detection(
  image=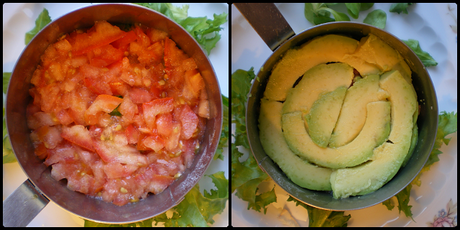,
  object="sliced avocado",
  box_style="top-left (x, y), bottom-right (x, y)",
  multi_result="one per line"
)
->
top-left (329, 74), bottom-right (388, 147)
top-left (282, 62), bottom-right (354, 115)
top-left (306, 85), bottom-right (347, 148)
top-left (259, 98), bottom-right (332, 191)
top-left (282, 101), bottom-right (391, 169)
top-left (330, 70), bottom-right (418, 199)
top-left (264, 34), bottom-right (359, 102)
